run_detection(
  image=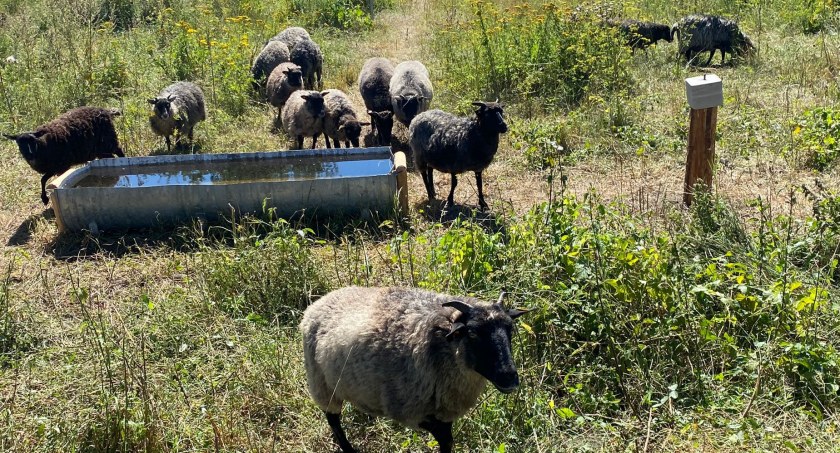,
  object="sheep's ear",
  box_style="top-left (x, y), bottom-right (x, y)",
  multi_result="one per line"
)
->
top-left (472, 101), bottom-right (487, 108)
top-left (445, 322), bottom-right (466, 341)
top-left (301, 94), bottom-right (312, 100)
top-left (320, 90), bottom-right (330, 96)
top-left (147, 98), bottom-right (157, 105)
top-left (507, 307), bottom-right (534, 319)
top-left (443, 300), bottom-right (473, 317)
top-left (359, 122), bottom-right (371, 127)
top-left (167, 94), bottom-right (176, 101)
top-left (337, 125), bottom-right (345, 133)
